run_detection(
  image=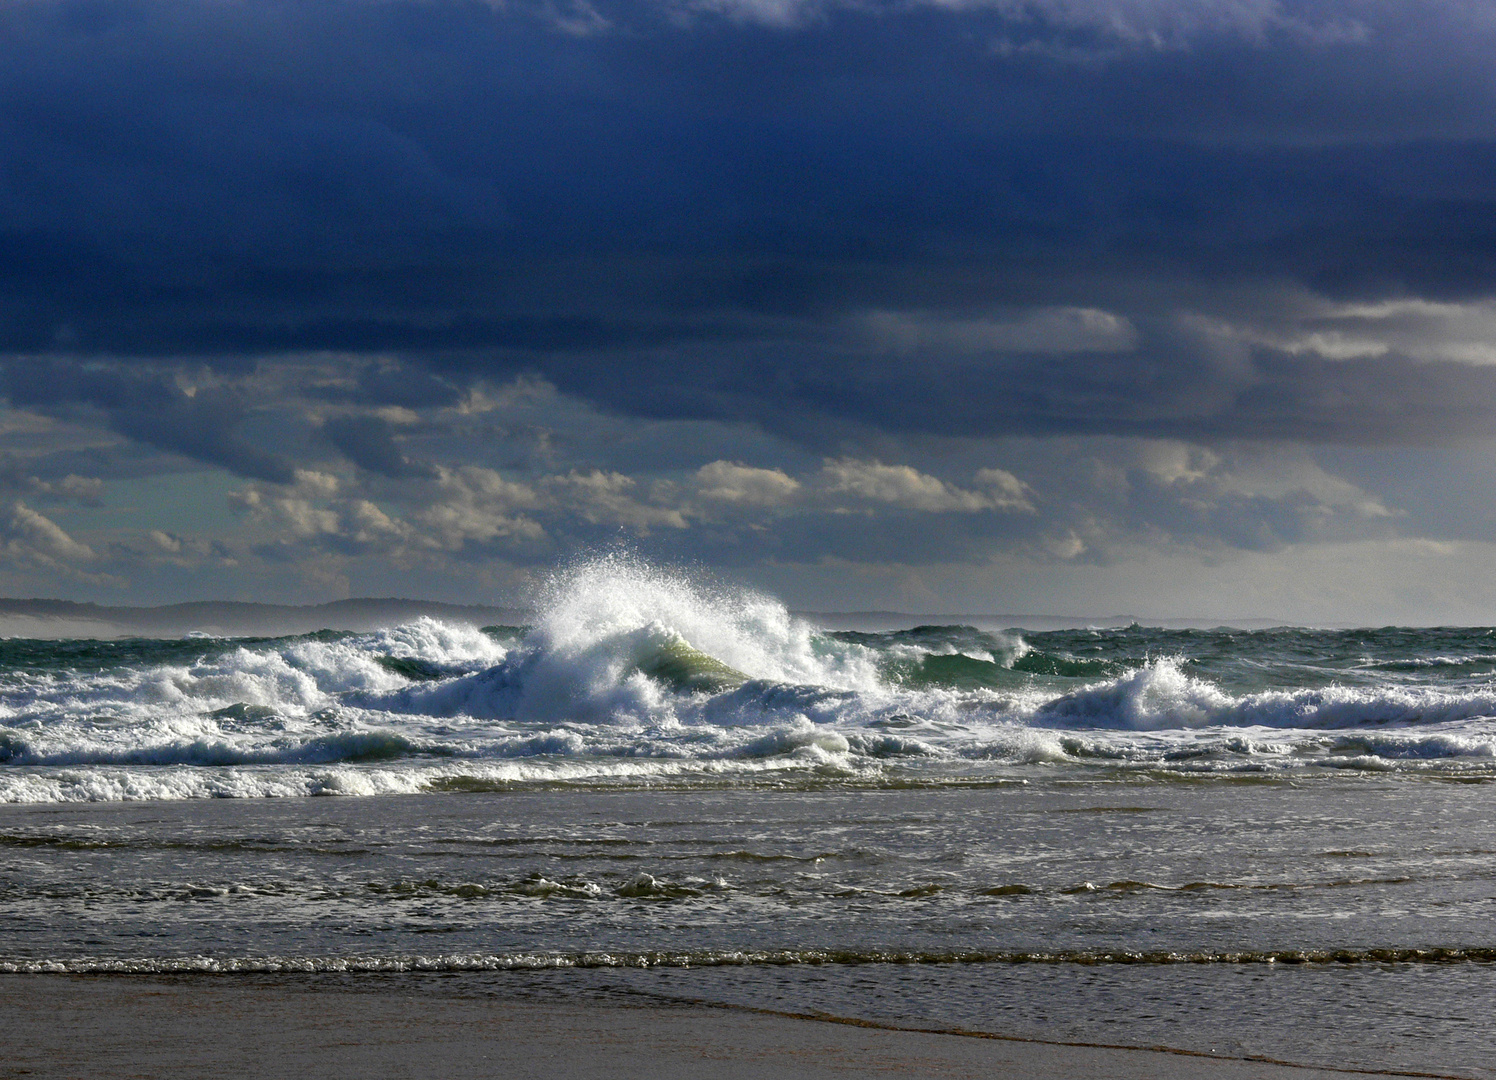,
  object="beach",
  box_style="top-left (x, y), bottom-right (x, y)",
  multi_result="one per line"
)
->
top-left (1, 973), bottom-right (1394, 1080)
